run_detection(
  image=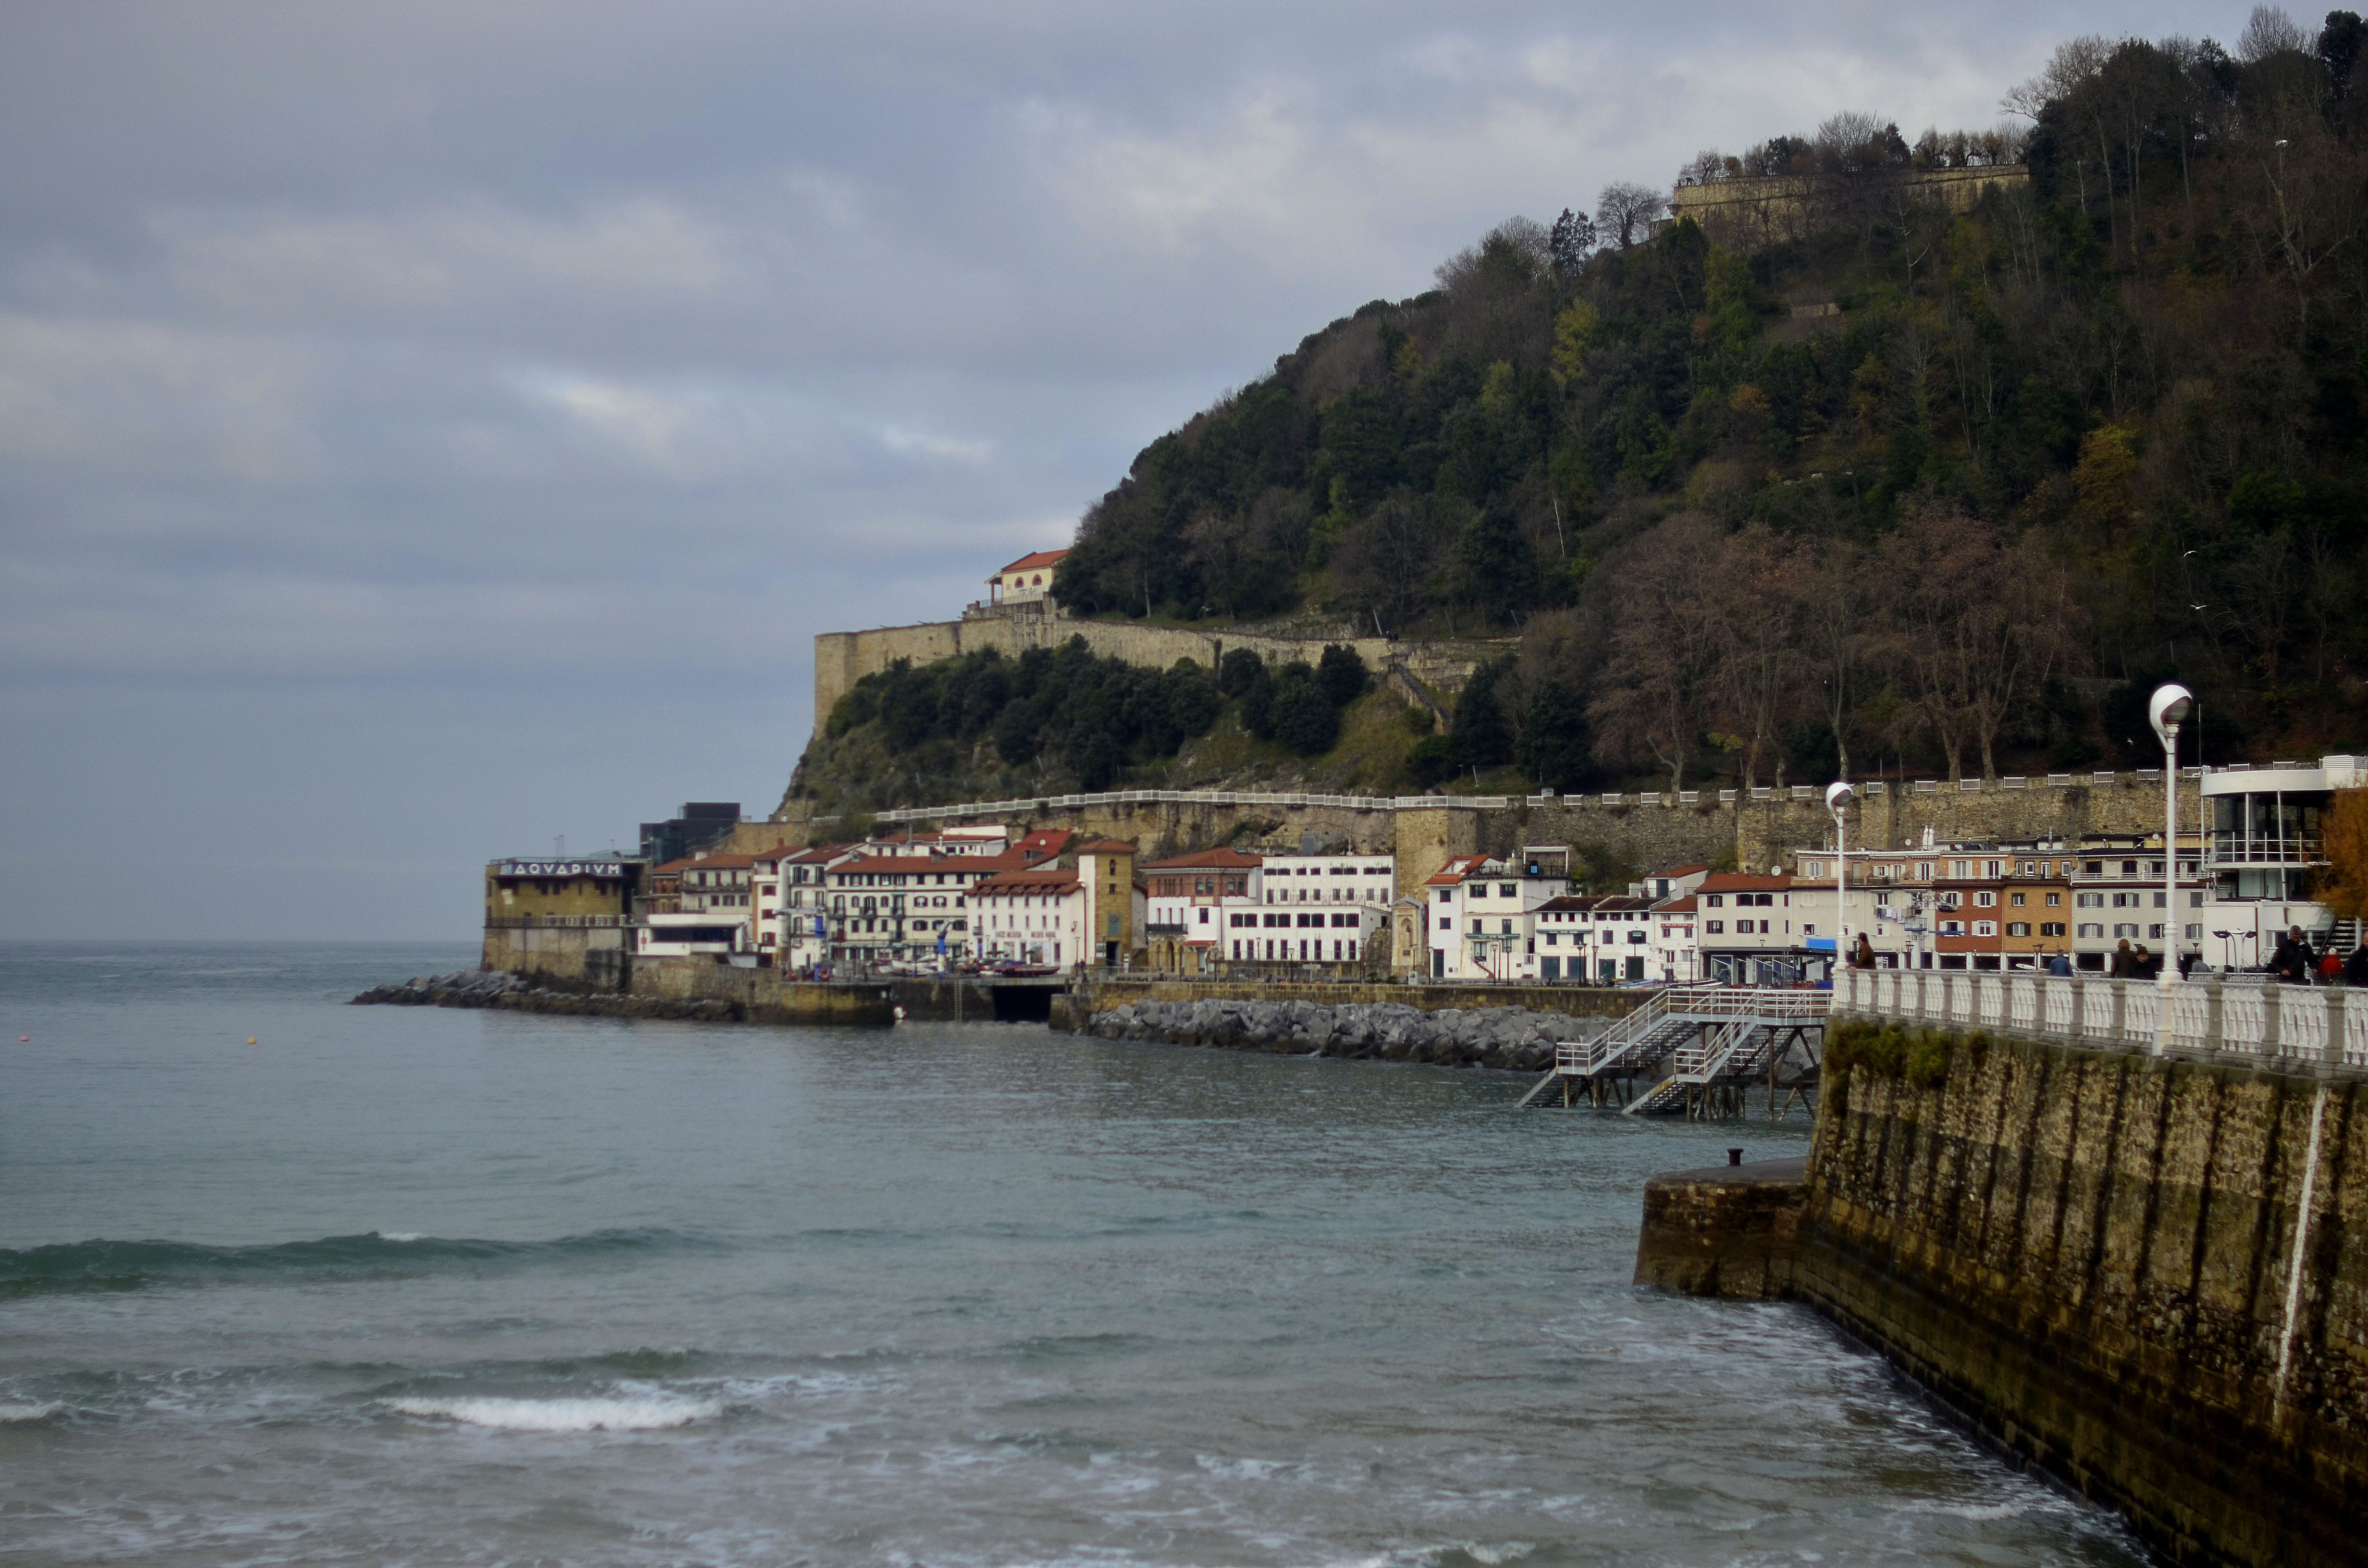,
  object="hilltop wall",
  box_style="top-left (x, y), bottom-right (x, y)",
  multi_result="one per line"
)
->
top-left (812, 613), bottom-right (1510, 734)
